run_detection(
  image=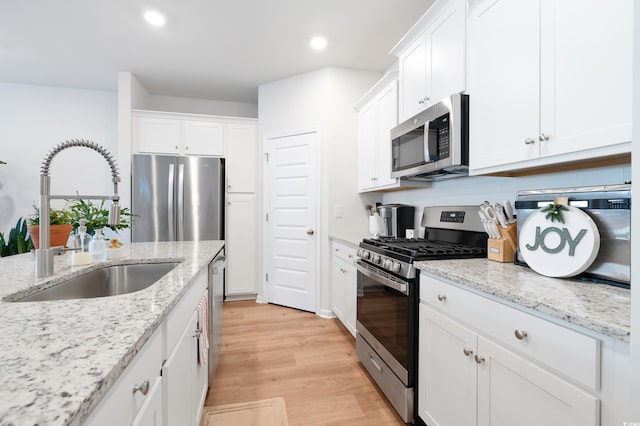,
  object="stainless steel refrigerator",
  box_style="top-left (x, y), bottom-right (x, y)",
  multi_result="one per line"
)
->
top-left (131, 154), bottom-right (224, 242)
